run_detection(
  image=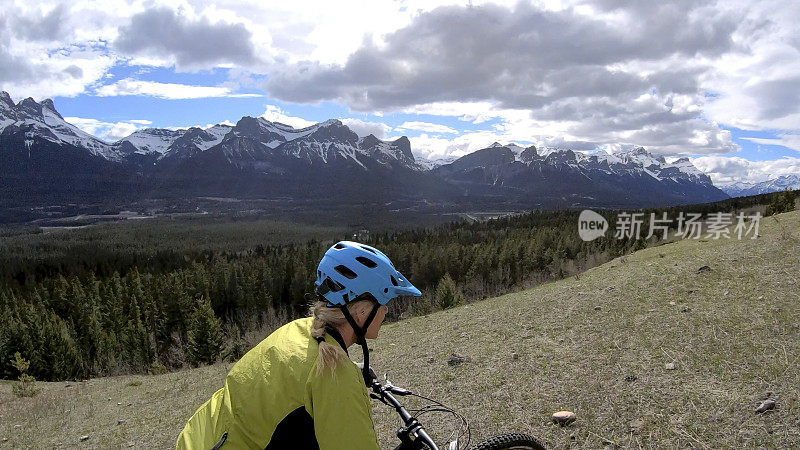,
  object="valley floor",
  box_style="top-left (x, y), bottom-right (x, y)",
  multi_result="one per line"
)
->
top-left (1, 210), bottom-right (798, 449)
